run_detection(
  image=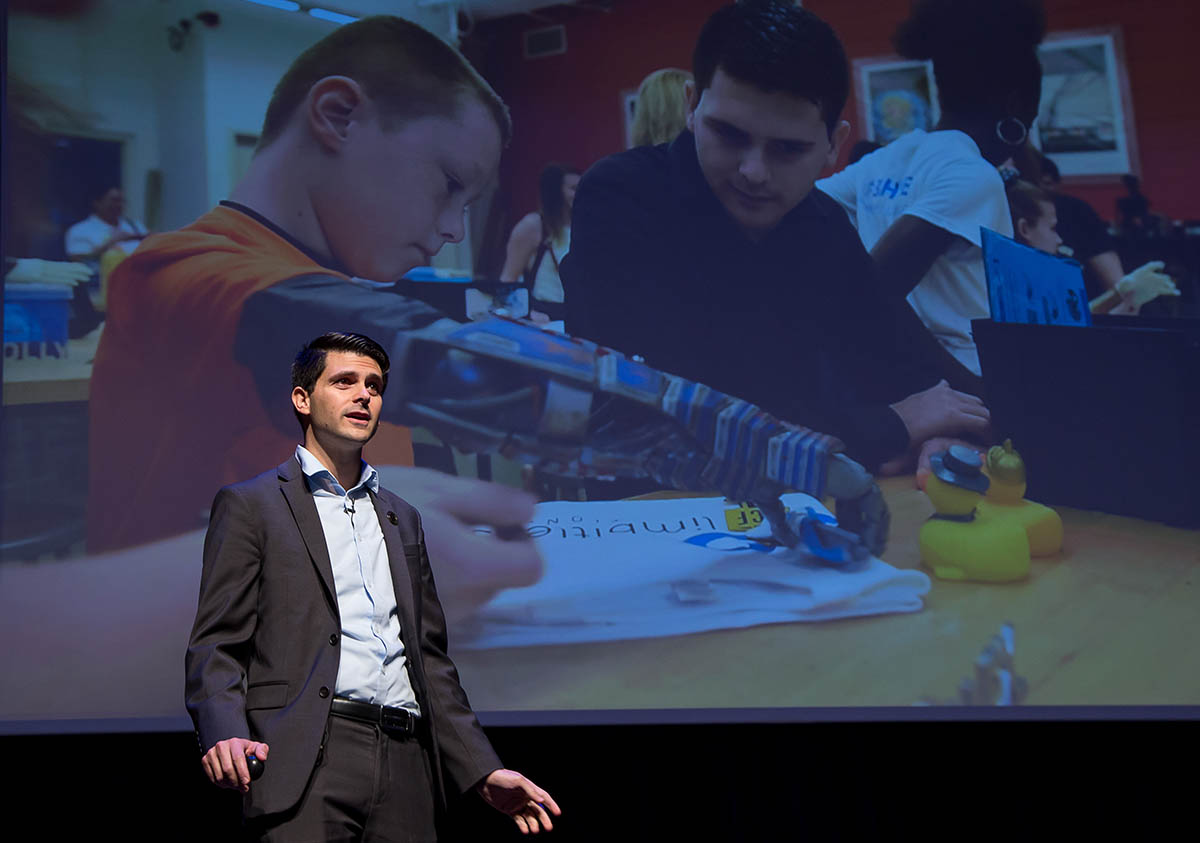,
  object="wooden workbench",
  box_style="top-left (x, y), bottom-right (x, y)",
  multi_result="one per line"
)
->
top-left (2, 326), bottom-right (101, 405)
top-left (451, 476), bottom-right (1200, 712)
